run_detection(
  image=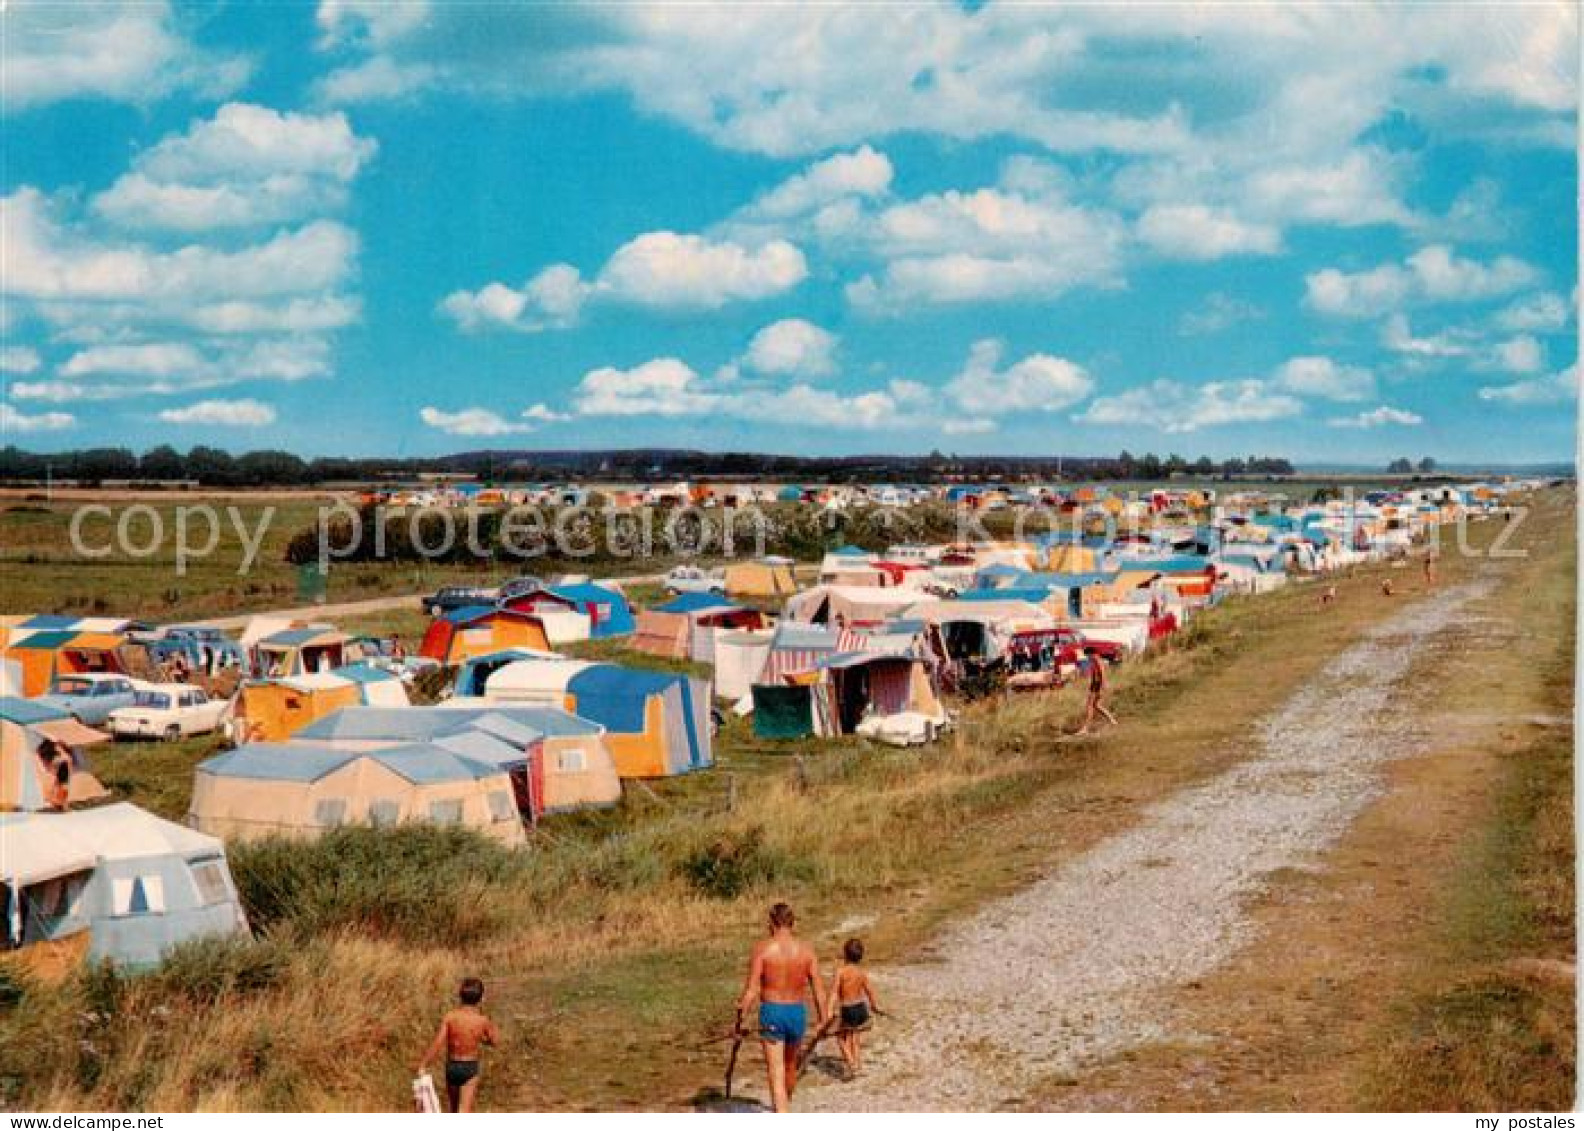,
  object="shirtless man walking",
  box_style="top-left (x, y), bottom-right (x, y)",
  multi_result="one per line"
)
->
top-left (736, 903), bottom-right (826, 1112)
